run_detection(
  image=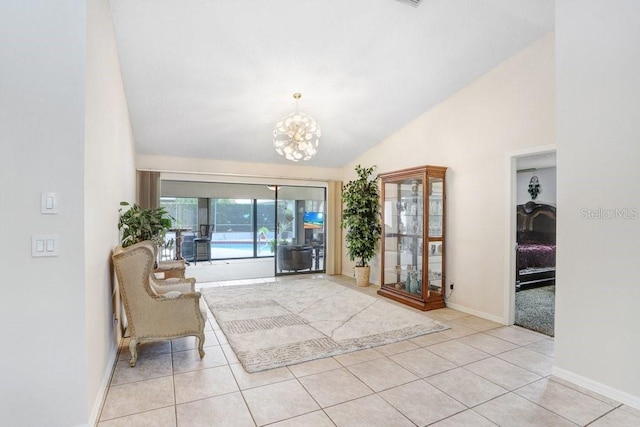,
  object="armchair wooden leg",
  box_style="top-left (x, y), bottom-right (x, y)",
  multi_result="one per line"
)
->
top-left (197, 333), bottom-right (205, 359)
top-left (129, 339), bottom-right (138, 367)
